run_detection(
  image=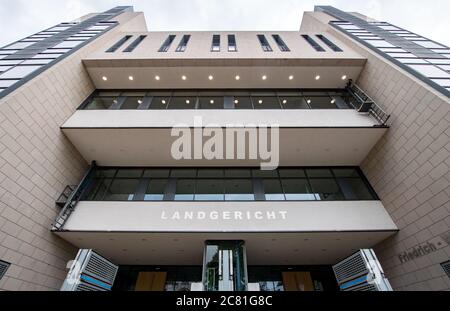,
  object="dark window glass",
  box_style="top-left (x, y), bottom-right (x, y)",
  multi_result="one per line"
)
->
top-left (224, 169), bottom-right (252, 178)
top-left (197, 169), bottom-right (224, 178)
top-left (169, 97), bottom-right (196, 109)
top-left (175, 179), bottom-right (195, 200)
top-left (309, 179), bottom-right (344, 201)
top-left (150, 96), bottom-right (170, 109)
top-left (262, 179), bottom-right (285, 200)
top-left (171, 169), bottom-right (197, 178)
top-left (85, 97), bottom-right (117, 109)
top-left (280, 97), bottom-right (309, 109)
top-left (175, 35), bottom-right (190, 52)
top-left (233, 96), bottom-right (253, 109)
top-left (211, 35), bottom-right (220, 52)
top-left (228, 34), bottom-right (237, 52)
top-left (257, 35), bottom-right (273, 52)
top-left (252, 170), bottom-right (279, 178)
top-left (282, 179), bottom-right (315, 201)
top-left (225, 179), bottom-right (254, 201)
top-left (195, 179), bottom-right (224, 201)
top-left (337, 178), bottom-right (375, 200)
top-left (305, 96), bottom-right (339, 109)
top-left (332, 168), bottom-right (360, 178)
top-left (316, 34), bottom-right (343, 52)
top-left (143, 169), bottom-right (171, 178)
top-left (279, 169), bottom-right (306, 178)
top-left (144, 179), bottom-right (168, 201)
top-left (123, 35), bottom-right (146, 52)
top-left (104, 179), bottom-right (139, 201)
top-left (159, 35), bottom-right (176, 52)
top-left (302, 35), bottom-right (325, 52)
top-left (272, 34), bottom-right (290, 51)
top-left (252, 96), bottom-right (281, 109)
top-left (306, 169), bottom-right (333, 178)
top-left (106, 35), bottom-right (132, 52)
top-left (121, 97), bottom-right (144, 109)
top-left (95, 169), bottom-right (116, 178)
top-left (116, 169), bottom-right (143, 178)
top-left (198, 97), bottom-right (224, 109)
top-left (85, 178), bottom-right (112, 200)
